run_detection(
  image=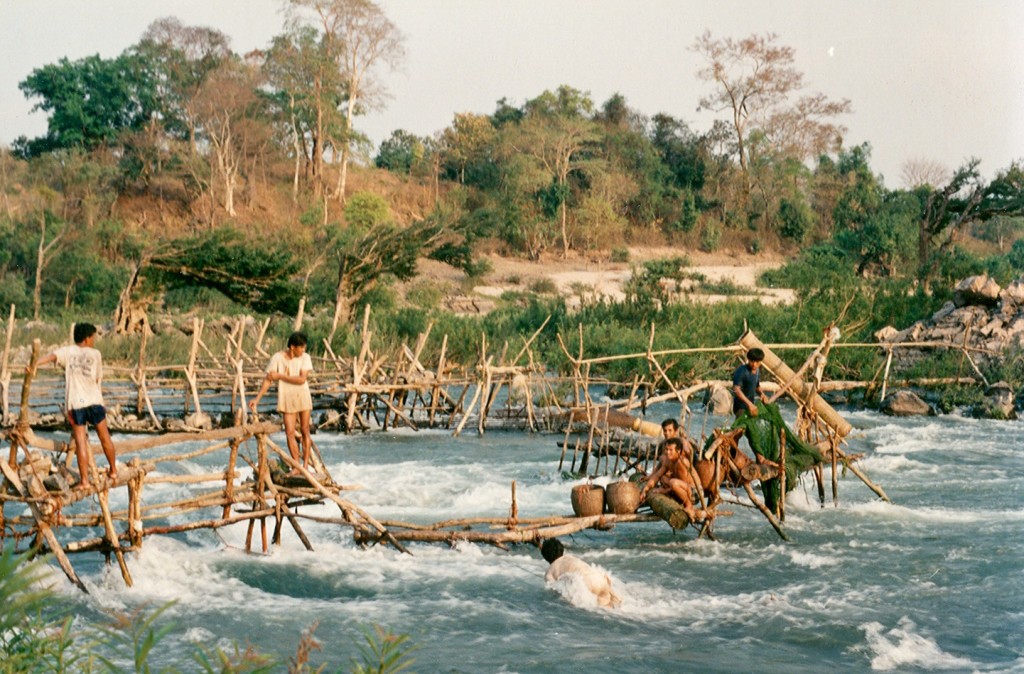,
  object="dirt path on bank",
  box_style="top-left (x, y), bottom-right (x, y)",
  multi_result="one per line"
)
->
top-left (423, 247), bottom-right (796, 313)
